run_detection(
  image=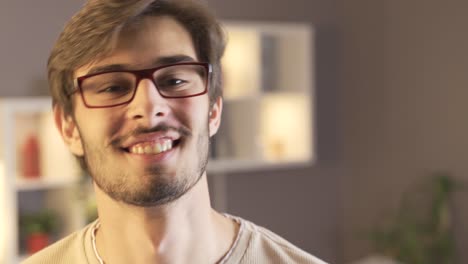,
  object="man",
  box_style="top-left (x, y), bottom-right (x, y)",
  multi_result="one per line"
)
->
top-left (24, 0), bottom-right (326, 263)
